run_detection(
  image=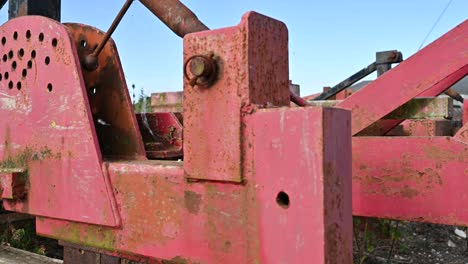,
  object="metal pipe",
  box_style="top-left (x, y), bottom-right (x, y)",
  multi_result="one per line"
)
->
top-left (444, 88), bottom-right (464, 103)
top-left (290, 91), bottom-right (311, 107)
top-left (139, 0), bottom-right (209, 38)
